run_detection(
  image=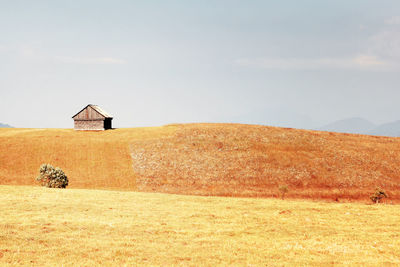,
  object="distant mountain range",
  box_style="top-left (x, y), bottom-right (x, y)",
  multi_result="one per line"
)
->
top-left (317, 117), bottom-right (400, 137)
top-left (232, 107), bottom-right (322, 130)
top-left (234, 110), bottom-right (400, 137)
top-left (0, 123), bottom-right (13, 128)
top-left (367, 120), bottom-right (400, 137)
